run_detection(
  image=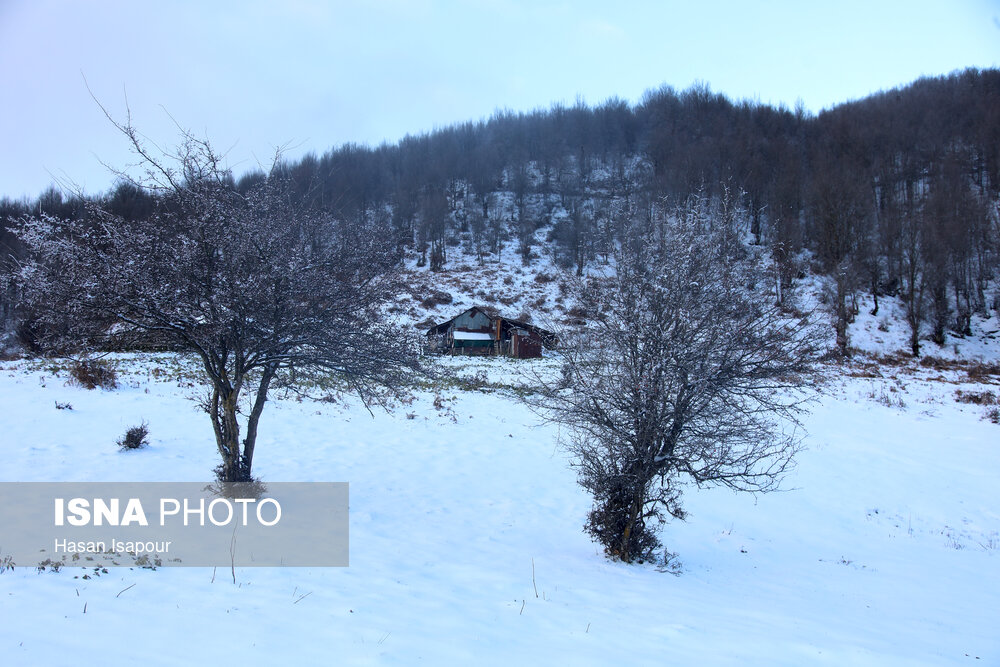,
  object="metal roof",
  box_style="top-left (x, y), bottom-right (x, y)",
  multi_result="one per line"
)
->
top-left (453, 331), bottom-right (493, 341)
